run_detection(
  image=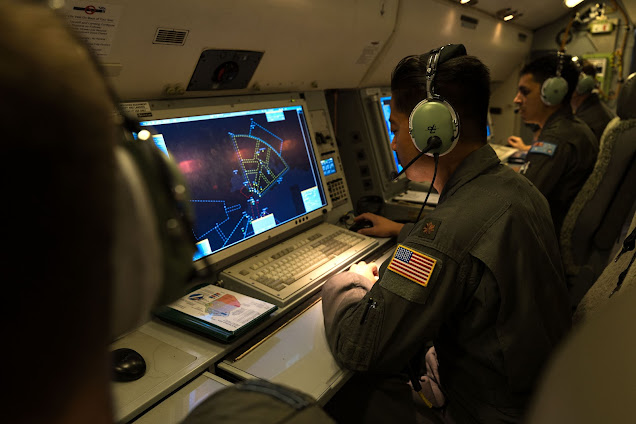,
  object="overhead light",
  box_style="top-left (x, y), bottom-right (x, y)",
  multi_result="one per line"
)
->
top-left (137, 130), bottom-right (152, 141)
top-left (460, 0), bottom-right (472, 4)
top-left (565, 0), bottom-right (584, 8)
top-left (496, 8), bottom-right (522, 22)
